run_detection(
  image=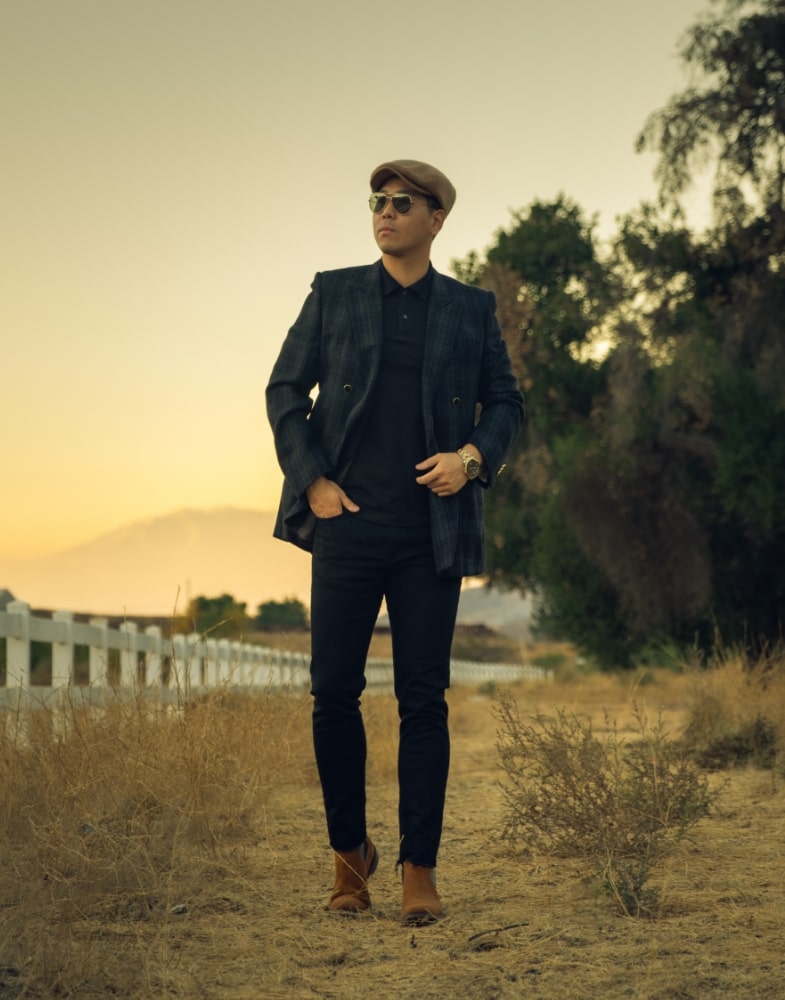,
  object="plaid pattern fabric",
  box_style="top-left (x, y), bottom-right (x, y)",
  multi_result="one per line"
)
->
top-left (266, 262), bottom-right (524, 576)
